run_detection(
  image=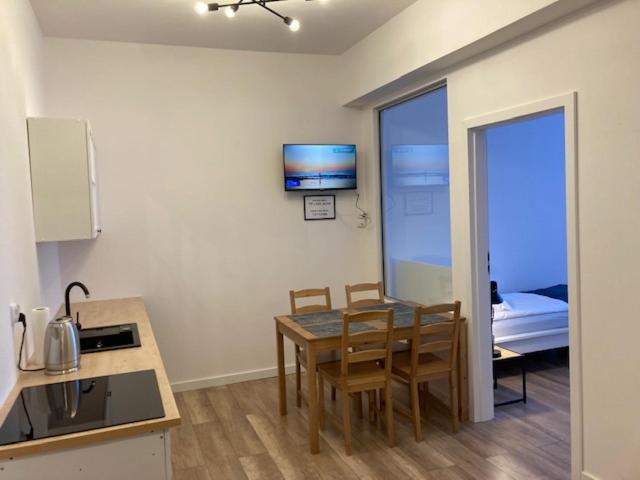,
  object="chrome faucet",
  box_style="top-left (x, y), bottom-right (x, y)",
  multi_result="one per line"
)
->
top-left (64, 281), bottom-right (91, 330)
